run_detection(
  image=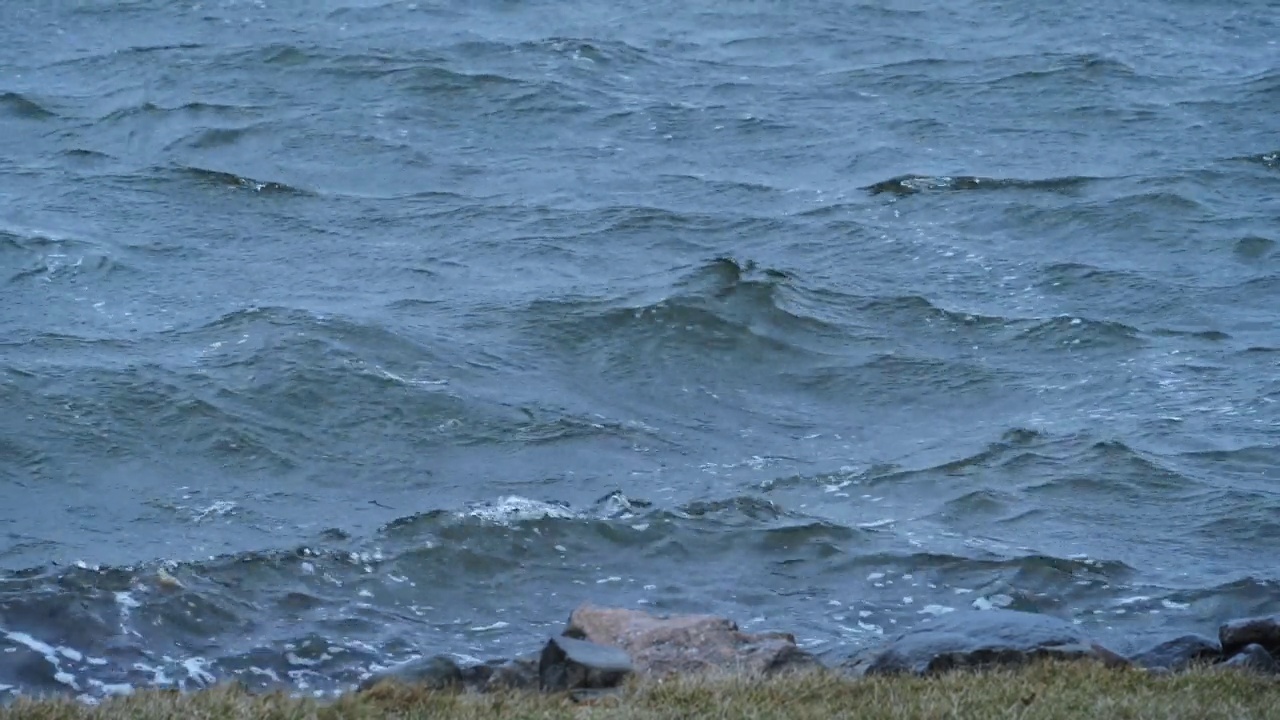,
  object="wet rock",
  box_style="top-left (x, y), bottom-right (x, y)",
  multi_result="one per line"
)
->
top-left (1128, 634), bottom-right (1222, 672)
top-left (841, 609), bottom-right (1127, 676)
top-left (458, 661), bottom-right (495, 689)
top-left (358, 654), bottom-right (462, 692)
top-left (1219, 615), bottom-right (1280, 658)
top-left (565, 604), bottom-right (821, 677)
top-left (539, 636), bottom-right (632, 692)
top-left (1219, 644), bottom-right (1279, 675)
top-left (484, 652), bottom-right (540, 692)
